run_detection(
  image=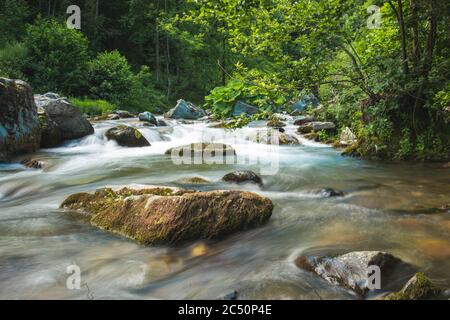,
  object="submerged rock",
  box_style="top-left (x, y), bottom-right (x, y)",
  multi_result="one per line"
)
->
top-left (105, 125), bottom-right (150, 147)
top-left (36, 95), bottom-right (94, 141)
top-left (222, 170), bottom-right (263, 186)
top-left (0, 78), bottom-right (41, 161)
top-left (21, 158), bottom-right (46, 169)
top-left (317, 188), bottom-right (344, 197)
top-left (138, 111), bottom-right (157, 125)
top-left (165, 143), bottom-right (236, 158)
top-left (176, 177), bottom-right (210, 185)
top-left (295, 251), bottom-right (404, 296)
top-left (60, 186), bottom-right (273, 245)
top-left (233, 101), bottom-right (259, 117)
top-left (385, 272), bottom-right (442, 300)
top-left (164, 99), bottom-right (206, 120)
